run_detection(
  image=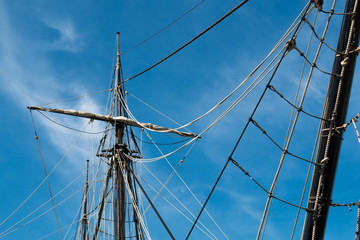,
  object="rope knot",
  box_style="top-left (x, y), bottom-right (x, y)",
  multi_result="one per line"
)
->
top-left (341, 57), bottom-right (349, 66)
top-left (285, 39), bottom-right (296, 52)
top-left (320, 157), bottom-right (329, 165)
top-left (314, 0), bottom-right (323, 10)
